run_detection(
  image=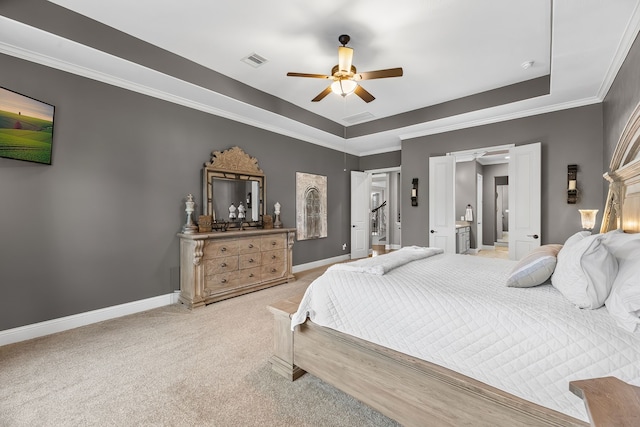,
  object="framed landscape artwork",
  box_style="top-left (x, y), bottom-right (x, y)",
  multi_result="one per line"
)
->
top-left (296, 172), bottom-right (327, 240)
top-left (0, 86), bottom-right (55, 165)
